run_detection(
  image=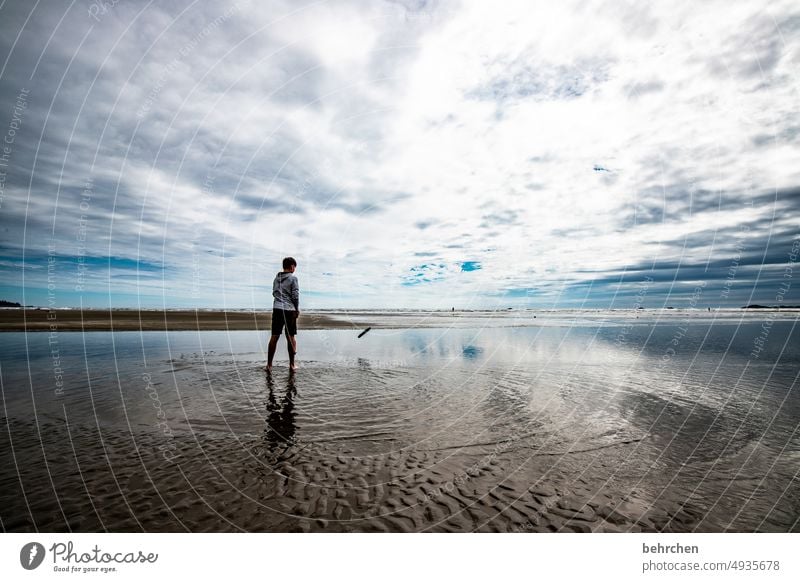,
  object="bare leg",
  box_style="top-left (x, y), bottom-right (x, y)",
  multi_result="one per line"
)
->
top-left (267, 334), bottom-right (279, 371)
top-left (288, 335), bottom-right (297, 371)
